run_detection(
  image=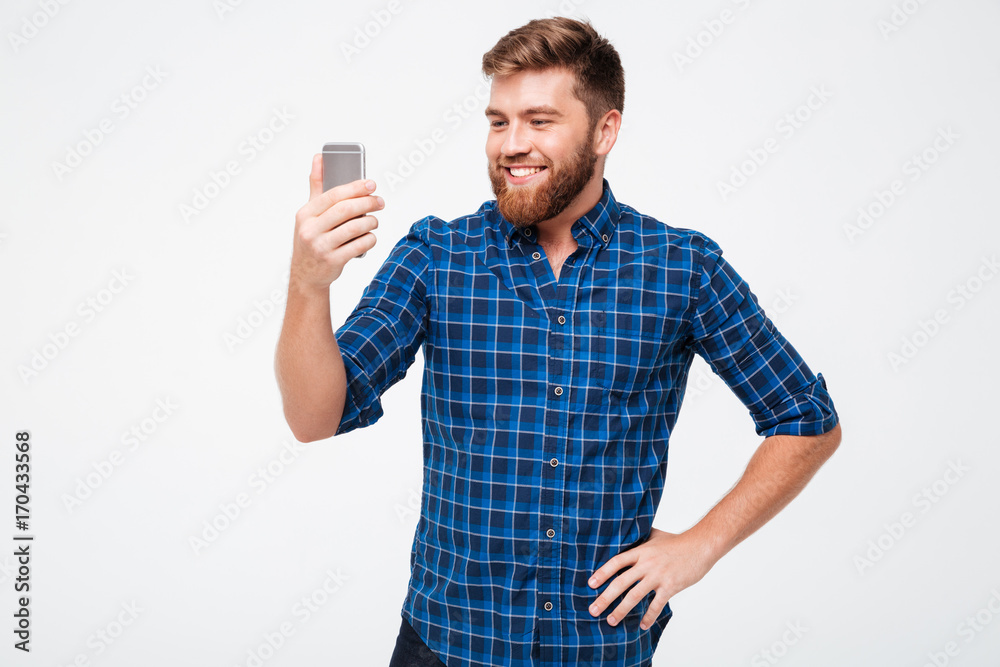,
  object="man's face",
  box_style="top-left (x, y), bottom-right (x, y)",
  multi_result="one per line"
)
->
top-left (485, 67), bottom-right (599, 228)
